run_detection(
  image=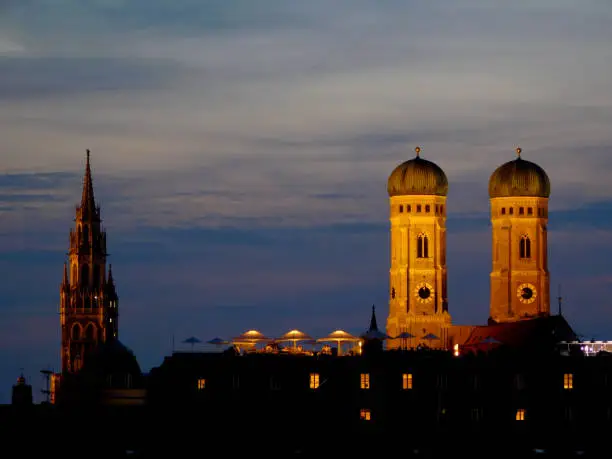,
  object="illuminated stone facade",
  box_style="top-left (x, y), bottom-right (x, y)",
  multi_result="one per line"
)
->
top-left (386, 148), bottom-right (451, 348)
top-left (488, 149), bottom-right (551, 322)
top-left (59, 151), bottom-right (118, 374)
